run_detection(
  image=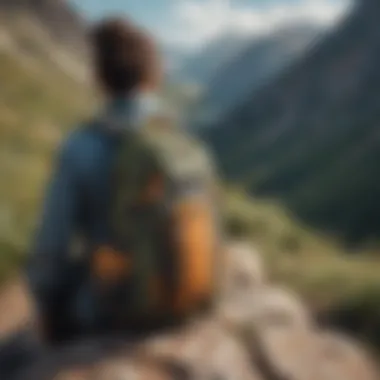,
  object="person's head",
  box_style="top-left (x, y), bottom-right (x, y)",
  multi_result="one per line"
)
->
top-left (91, 17), bottom-right (162, 98)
